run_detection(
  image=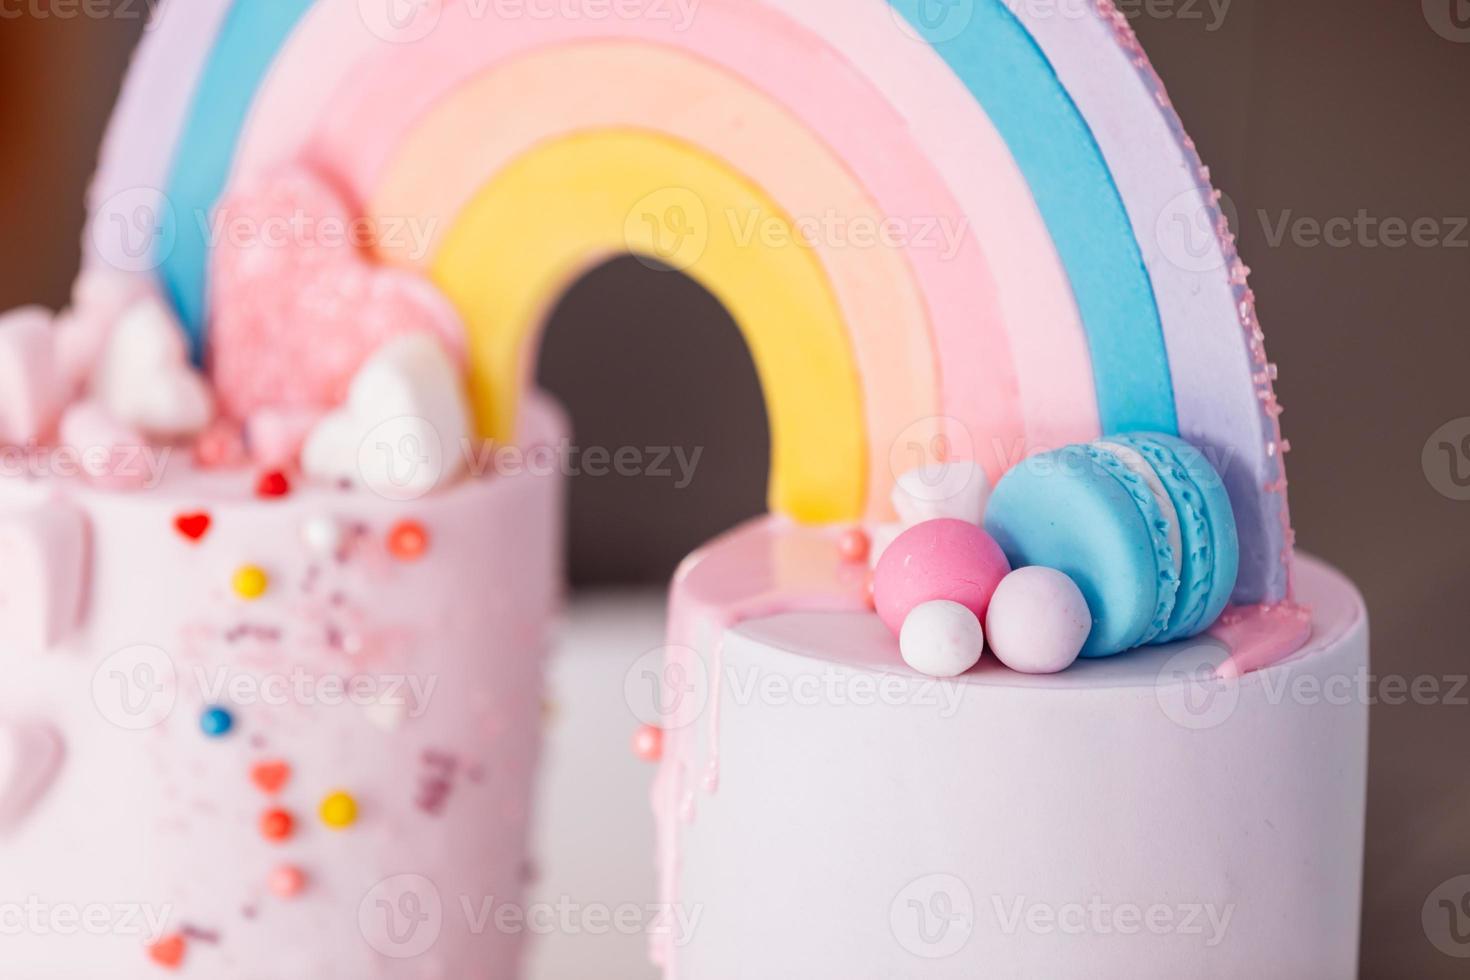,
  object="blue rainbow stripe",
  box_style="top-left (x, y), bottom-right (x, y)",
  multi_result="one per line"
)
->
top-left (887, 0), bottom-right (1177, 436)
